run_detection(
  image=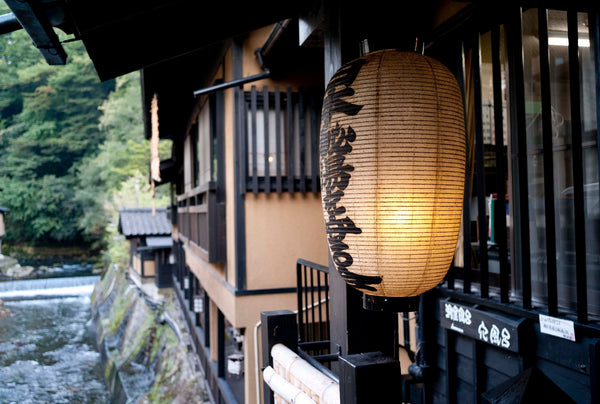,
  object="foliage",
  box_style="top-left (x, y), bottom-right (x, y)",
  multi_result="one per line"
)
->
top-left (0, 15), bottom-right (170, 259)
